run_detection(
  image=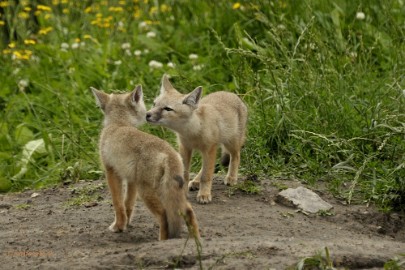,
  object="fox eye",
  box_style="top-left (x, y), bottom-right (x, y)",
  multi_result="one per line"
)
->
top-left (163, 107), bottom-right (174, 111)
